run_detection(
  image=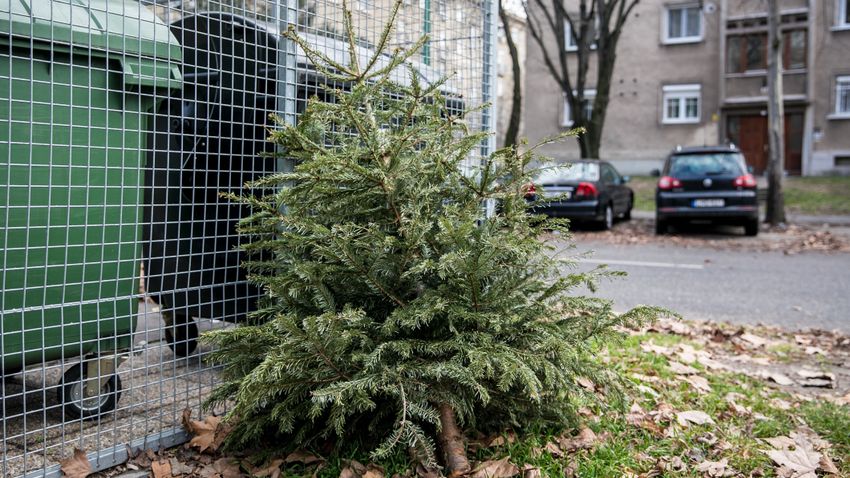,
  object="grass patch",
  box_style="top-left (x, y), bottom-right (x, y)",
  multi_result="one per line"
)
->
top-left (783, 176), bottom-right (850, 216)
top-left (629, 175), bottom-right (850, 216)
top-left (627, 176), bottom-right (656, 212)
